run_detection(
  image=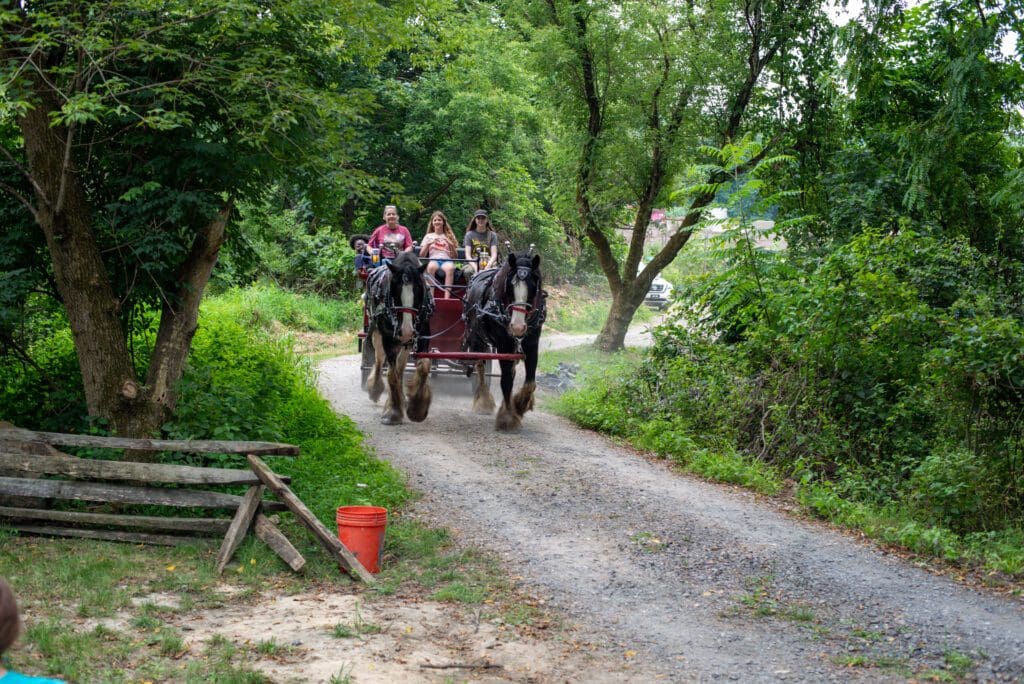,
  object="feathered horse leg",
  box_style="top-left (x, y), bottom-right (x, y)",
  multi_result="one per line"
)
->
top-left (382, 347), bottom-right (409, 425)
top-left (512, 336), bottom-right (539, 418)
top-left (405, 357), bottom-right (432, 422)
top-left (494, 358), bottom-right (521, 432)
top-left (366, 330), bottom-right (386, 403)
top-left (471, 360), bottom-right (495, 414)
